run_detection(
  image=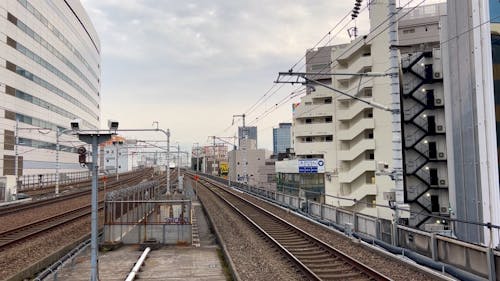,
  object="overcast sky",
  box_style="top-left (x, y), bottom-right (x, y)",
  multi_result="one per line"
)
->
top-left (80, 0), bottom-right (435, 151)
